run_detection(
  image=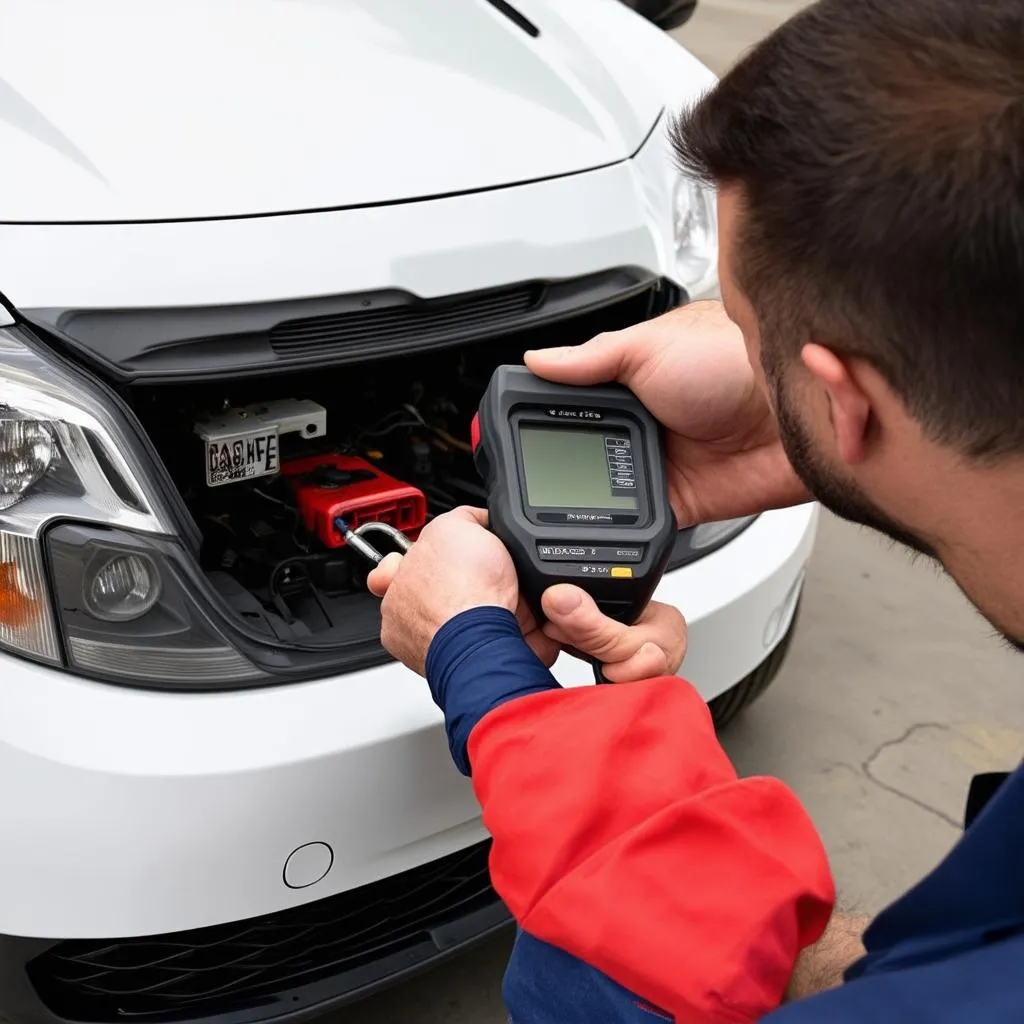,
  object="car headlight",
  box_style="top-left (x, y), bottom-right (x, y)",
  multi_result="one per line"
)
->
top-left (666, 515), bottom-right (757, 571)
top-left (0, 324), bottom-right (264, 684)
top-left (672, 175), bottom-right (718, 295)
top-left (0, 418), bottom-right (55, 510)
